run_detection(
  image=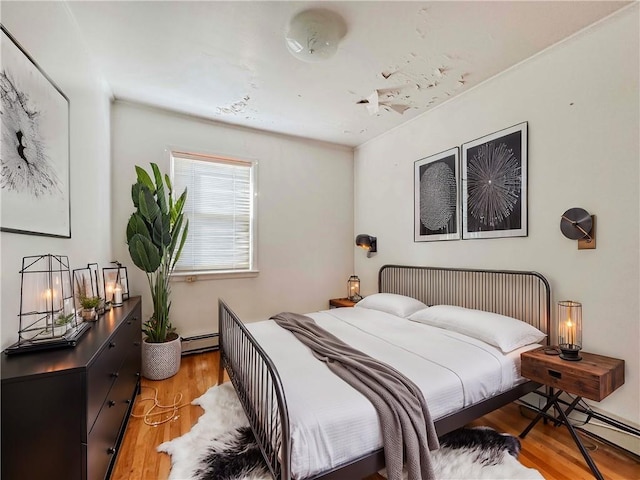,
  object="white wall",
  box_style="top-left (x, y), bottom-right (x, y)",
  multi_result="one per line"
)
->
top-left (355, 6), bottom-right (639, 425)
top-left (111, 101), bottom-right (354, 337)
top-left (0, 2), bottom-right (113, 349)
